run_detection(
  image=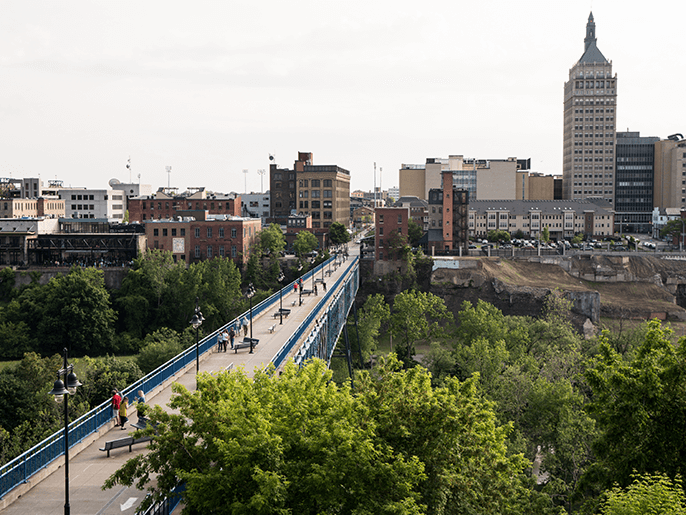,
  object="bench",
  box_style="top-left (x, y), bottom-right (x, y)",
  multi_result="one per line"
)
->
top-left (234, 337), bottom-right (259, 353)
top-left (99, 435), bottom-right (152, 457)
top-left (272, 308), bottom-right (291, 319)
top-left (301, 289), bottom-right (314, 295)
top-left (325, 270), bottom-right (333, 276)
top-left (268, 324), bottom-right (276, 333)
